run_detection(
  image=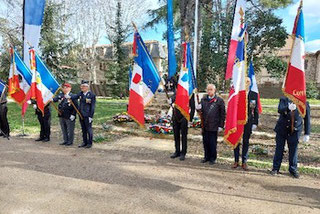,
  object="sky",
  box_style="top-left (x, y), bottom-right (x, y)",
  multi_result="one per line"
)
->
top-left (275, 0), bottom-right (320, 52)
top-left (108, 0), bottom-right (320, 53)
